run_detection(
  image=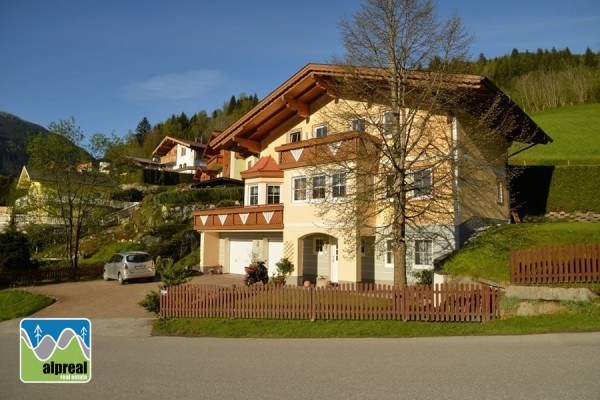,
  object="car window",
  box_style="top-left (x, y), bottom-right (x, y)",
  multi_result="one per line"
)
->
top-left (109, 254), bottom-right (122, 263)
top-left (126, 254), bottom-right (151, 263)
